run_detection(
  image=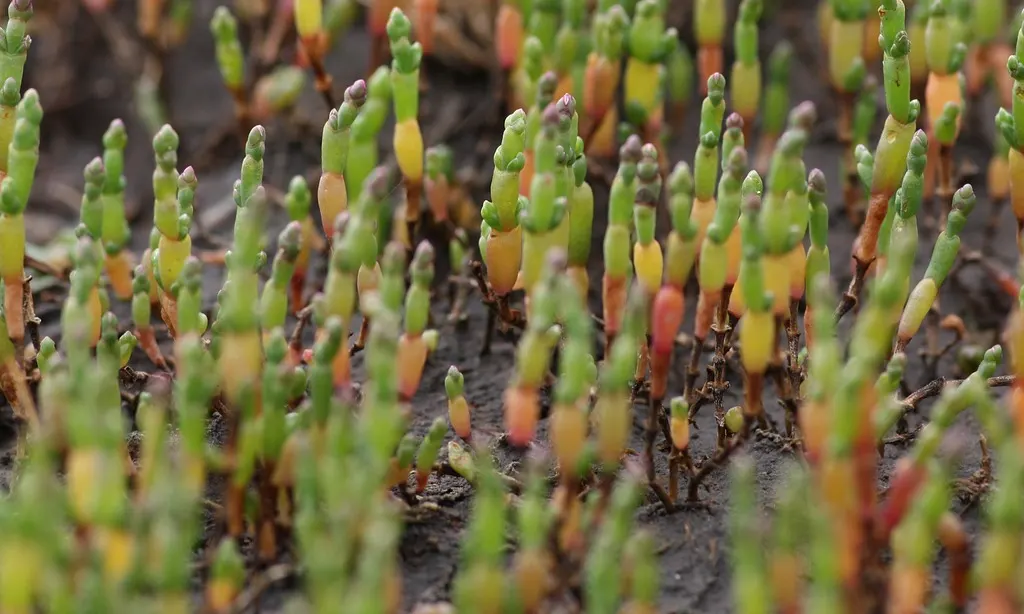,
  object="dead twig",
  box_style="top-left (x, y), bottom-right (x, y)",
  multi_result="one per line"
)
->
top-left (900, 375), bottom-right (1014, 415)
top-left (119, 366), bottom-right (151, 390)
top-left (22, 277), bottom-right (41, 357)
top-left (686, 421), bottom-right (751, 503)
top-left (433, 460), bottom-right (525, 495)
top-left (229, 563), bottom-right (298, 614)
top-left (24, 254), bottom-right (69, 281)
